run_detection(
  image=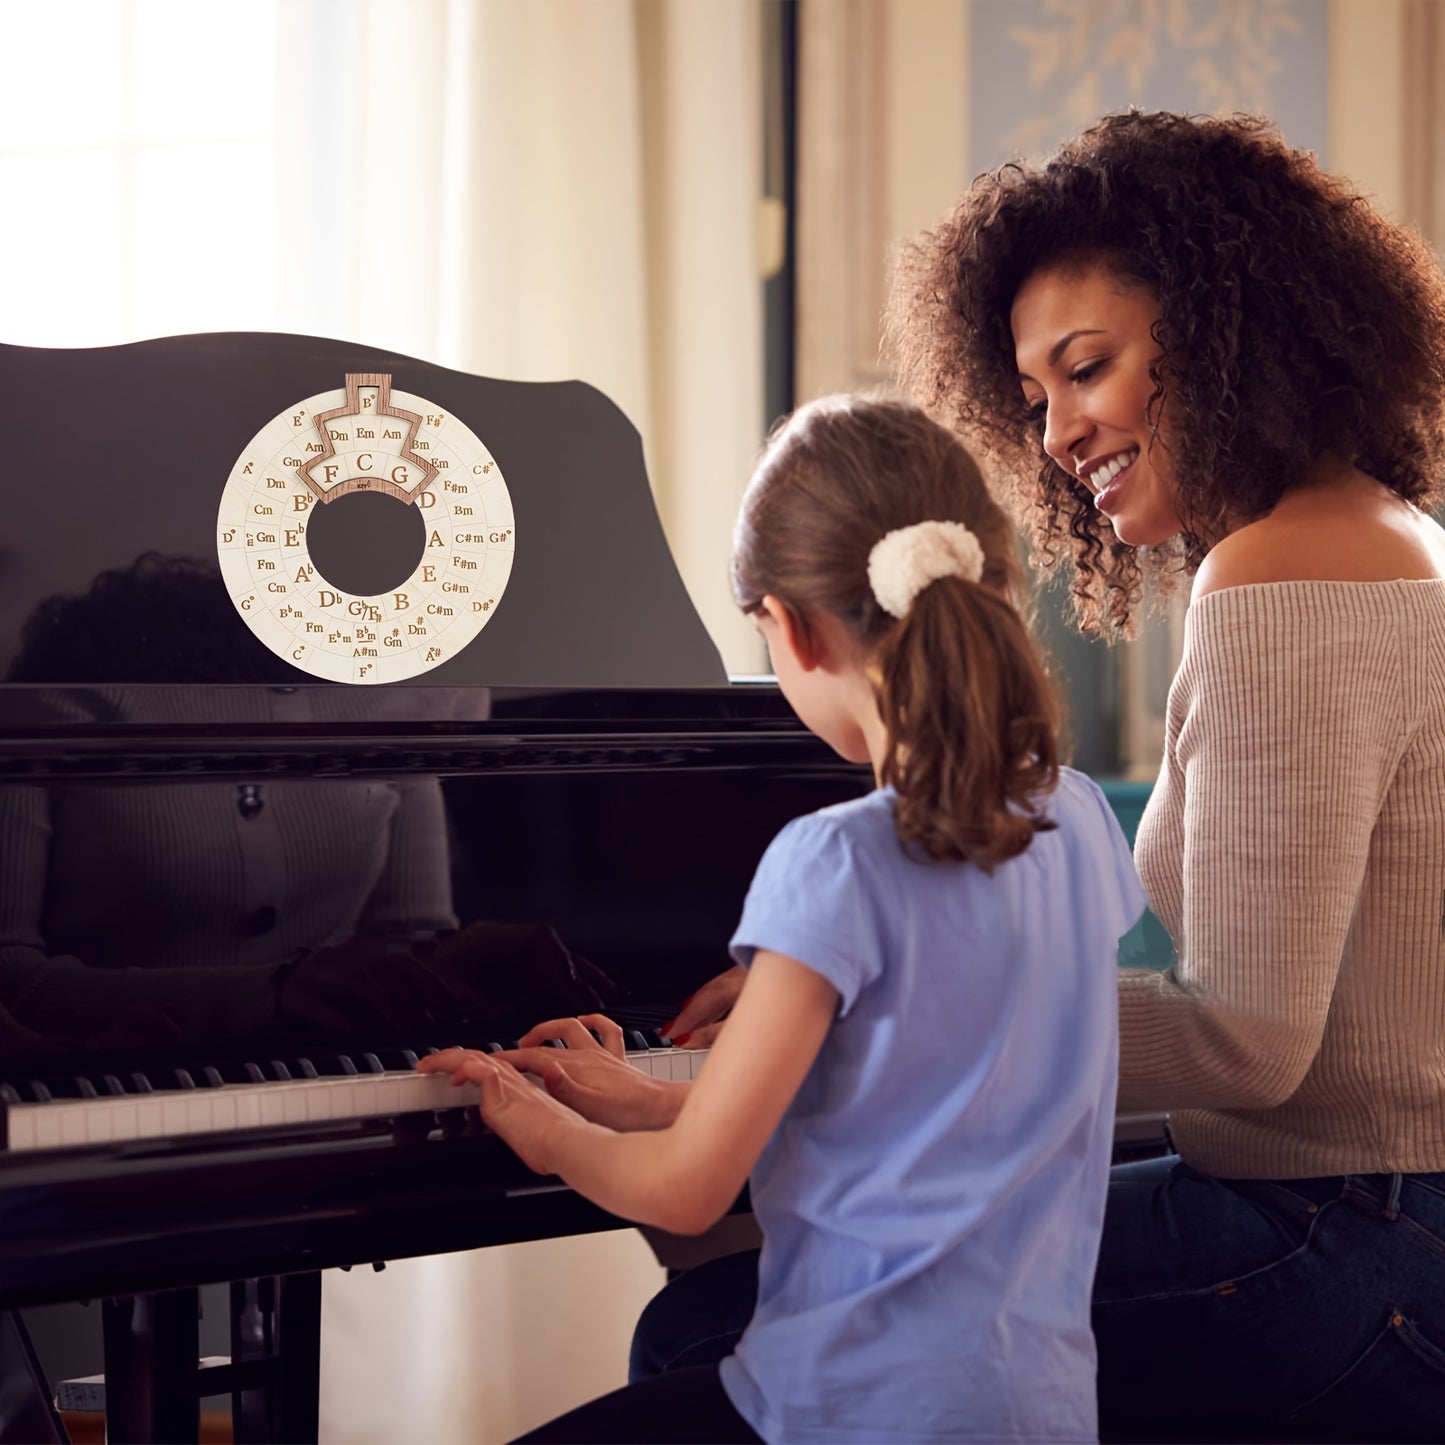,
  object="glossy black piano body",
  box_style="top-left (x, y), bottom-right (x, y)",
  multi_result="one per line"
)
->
top-left (0, 332), bottom-right (870, 1441)
top-left (0, 684), bottom-right (868, 1295)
